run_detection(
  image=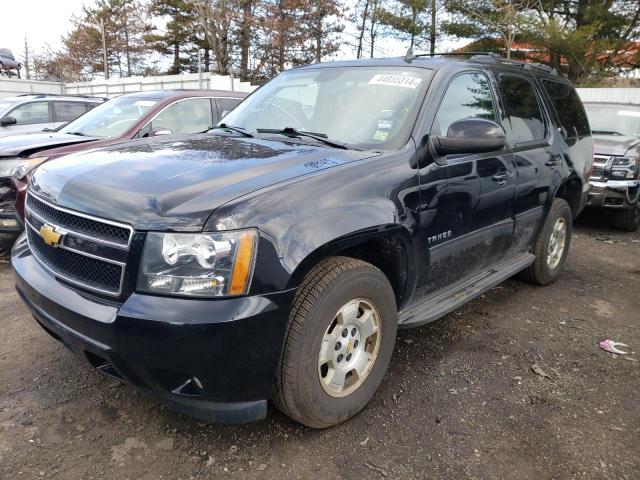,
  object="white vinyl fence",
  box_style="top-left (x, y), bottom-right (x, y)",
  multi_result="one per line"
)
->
top-left (0, 72), bottom-right (256, 100)
top-left (577, 88), bottom-right (640, 105)
top-left (0, 78), bottom-right (64, 99)
top-left (64, 72), bottom-right (256, 98)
